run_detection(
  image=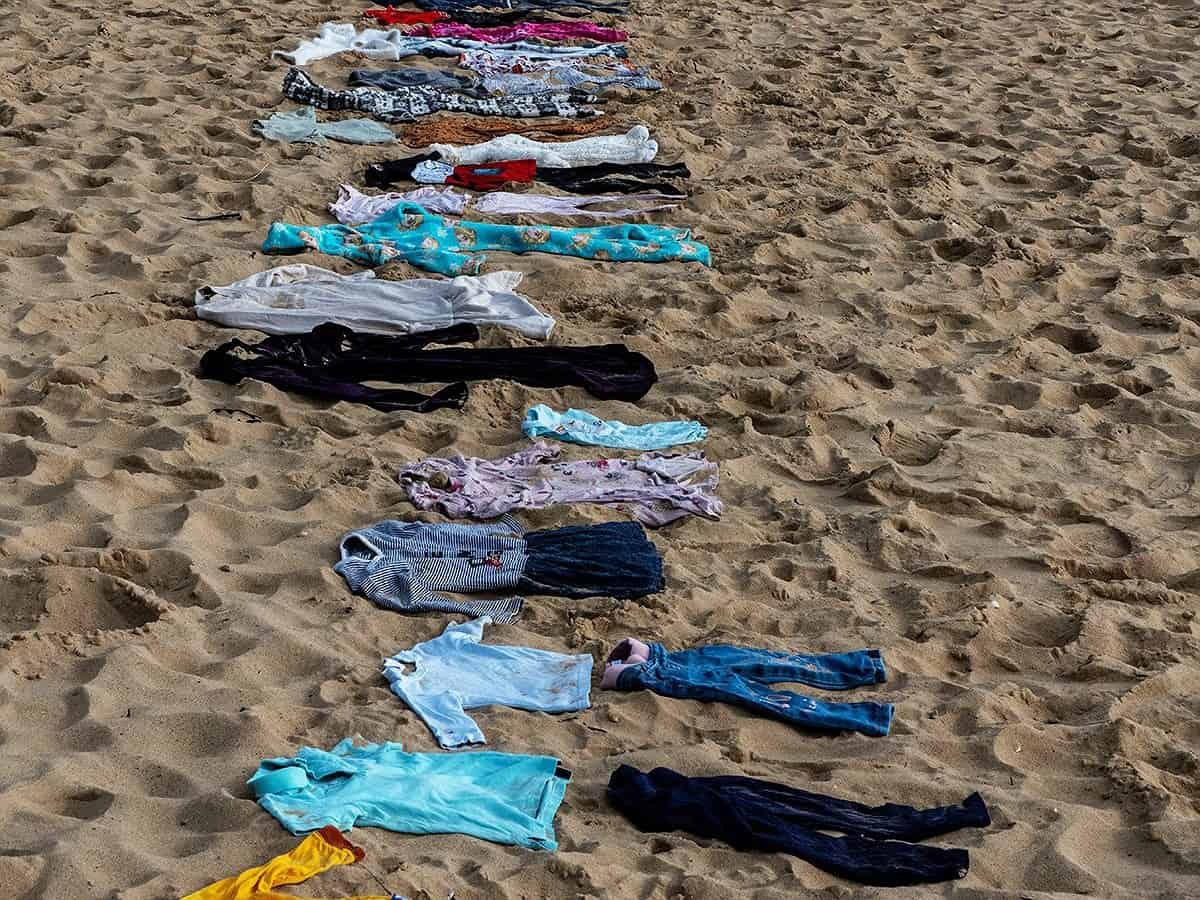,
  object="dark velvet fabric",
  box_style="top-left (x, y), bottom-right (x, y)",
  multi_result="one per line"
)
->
top-left (607, 765), bottom-right (990, 887)
top-left (200, 322), bottom-right (658, 411)
top-left (521, 520), bottom-right (664, 598)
